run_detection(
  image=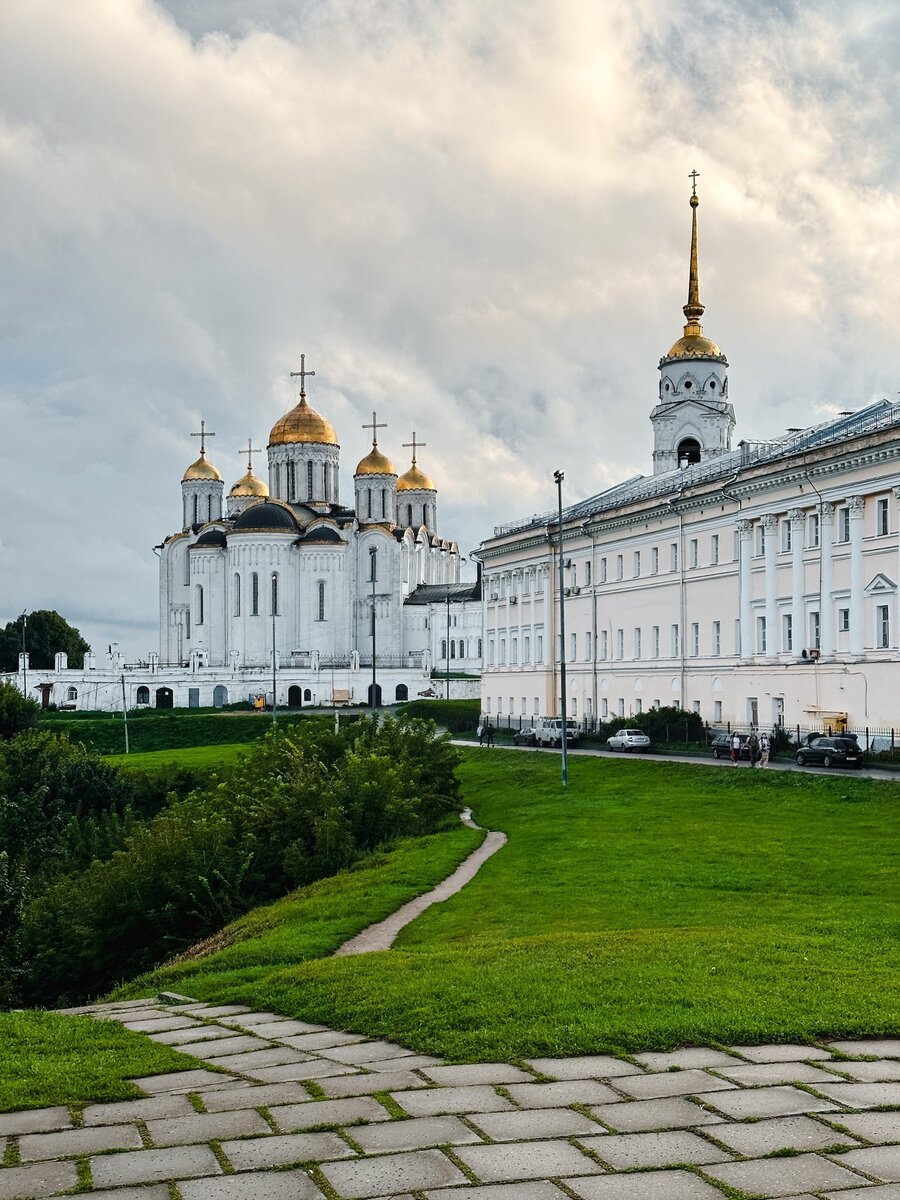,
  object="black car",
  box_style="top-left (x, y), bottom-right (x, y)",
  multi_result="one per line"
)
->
top-left (513, 726), bottom-right (537, 746)
top-left (711, 732), bottom-right (751, 759)
top-left (796, 736), bottom-right (863, 769)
